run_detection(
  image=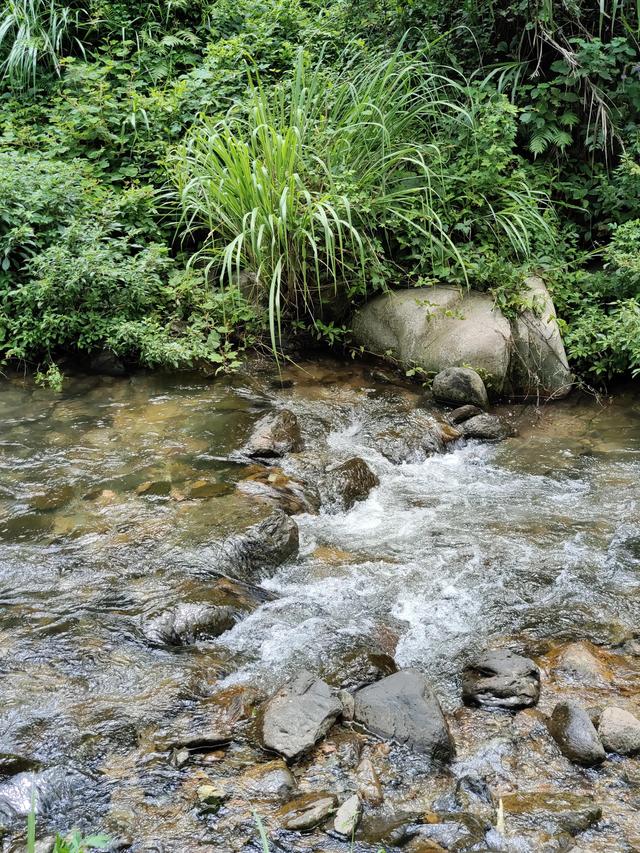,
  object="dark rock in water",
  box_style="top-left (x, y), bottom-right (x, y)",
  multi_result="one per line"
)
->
top-left (460, 413), bottom-right (508, 441)
top-left (462, 648), bottom-right (540, 710)
top-left (215, 510), bottom-right (299, 581)
top-left (353, 669), bottom-right (454, 761)
top-left (321, 647), bottom-right (397, 690)
top-left (448, 404), bottom-right (484, 425)
top-left (242, 410), bottom-right (303, 458)
top-left (238, 465), bottom-right (319, 515)
top-left (236, 759), bottom-right (297, 801)
top-left (277, 792), bottom-right (337, 830)
top-left (260, 671), bottom-right (342, 760)
top-left (432, 367), bottom-right (488, 409)
top-left (323, 457), bottom-right (379, 511)
top-left (371, 411), bottom-right (453, 464)
top-left (0, 767), bottom-right (89, 820)
top-left (501, 791), bottom-right (601, 836)
top-left (143, 603), bottom-right (237, 646)
top-left (0, 754), bottom-right (41, 779)
top-left (598, 706), bottom-right (640, 755)
top-left (548, 701), bottom-right (605, 766)
top-left (87, 349), bottom-right (127, 377)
